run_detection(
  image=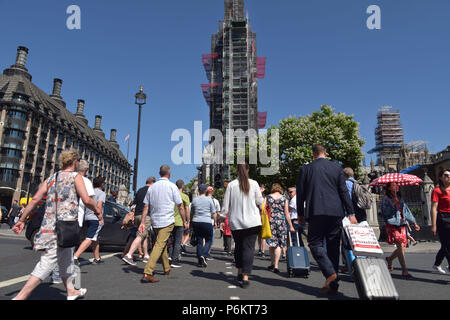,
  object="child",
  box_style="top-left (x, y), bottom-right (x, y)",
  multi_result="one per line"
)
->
top-left (406, 221), bottom-right (418, 246)
top-left (220, 211), bottom-right (232, 256)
